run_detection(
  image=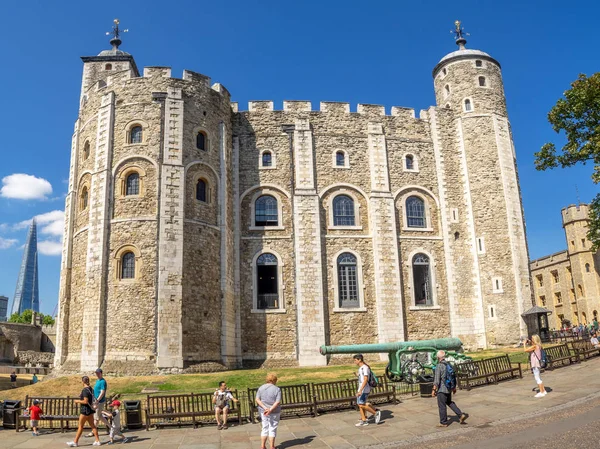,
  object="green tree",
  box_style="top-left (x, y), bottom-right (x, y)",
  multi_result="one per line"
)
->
top-left (535, 73), bottom-right (600, 250)
top-left (7, 312), bottom-right (22, 323)
top-left (42, 315), bottom-right (55, 325)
